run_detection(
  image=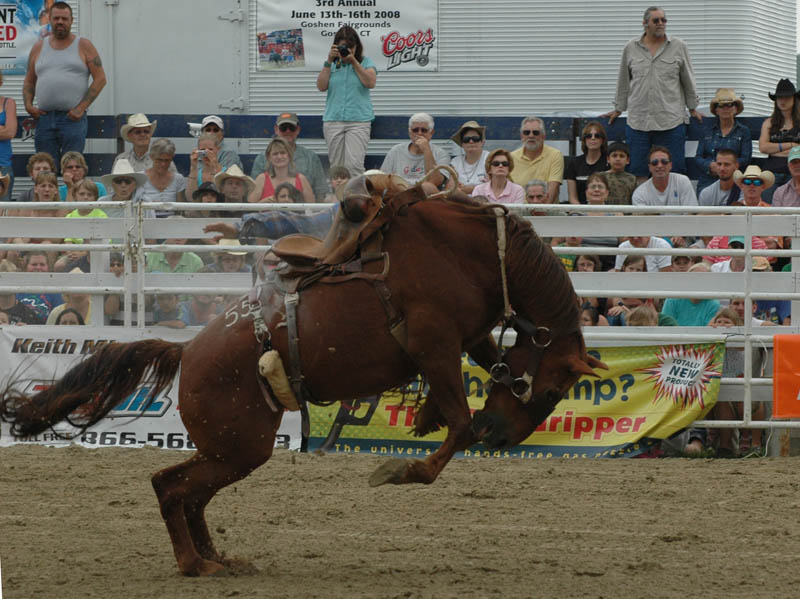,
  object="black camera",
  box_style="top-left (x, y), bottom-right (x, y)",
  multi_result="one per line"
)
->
top-left (337, 44), bottom-right (350, 58)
